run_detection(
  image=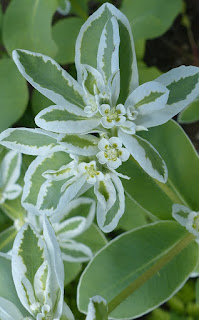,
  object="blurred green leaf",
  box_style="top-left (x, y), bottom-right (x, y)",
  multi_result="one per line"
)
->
top-left (135, 40), bottom-right (146, 60)
top-left (52, 17), bottom-right (84, 65)
top-left (0, 58), bottom-right (28, 132)
top-left (0, 226), bottom-right (17, 253)
top-left (178, 97), bottom-right (199, 123)
top-left (0, 4), bottom-right (3, 44)
top-left (138, 61), bottom-right (162, 84)
top-left (70, 0), bottom-right (88, 19)
top-left (78, 221), bottom-right (198, 319)
top-left (120, 120), bottom-right (199, 220)
top-left (121, 0), bottom-right (183, 41)
top-left (64, 260), bottom-right (82, 287)
top-left (3, 0), bottom-right (58, 57)
top-left (31, 89), bottom-right (52, 116)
